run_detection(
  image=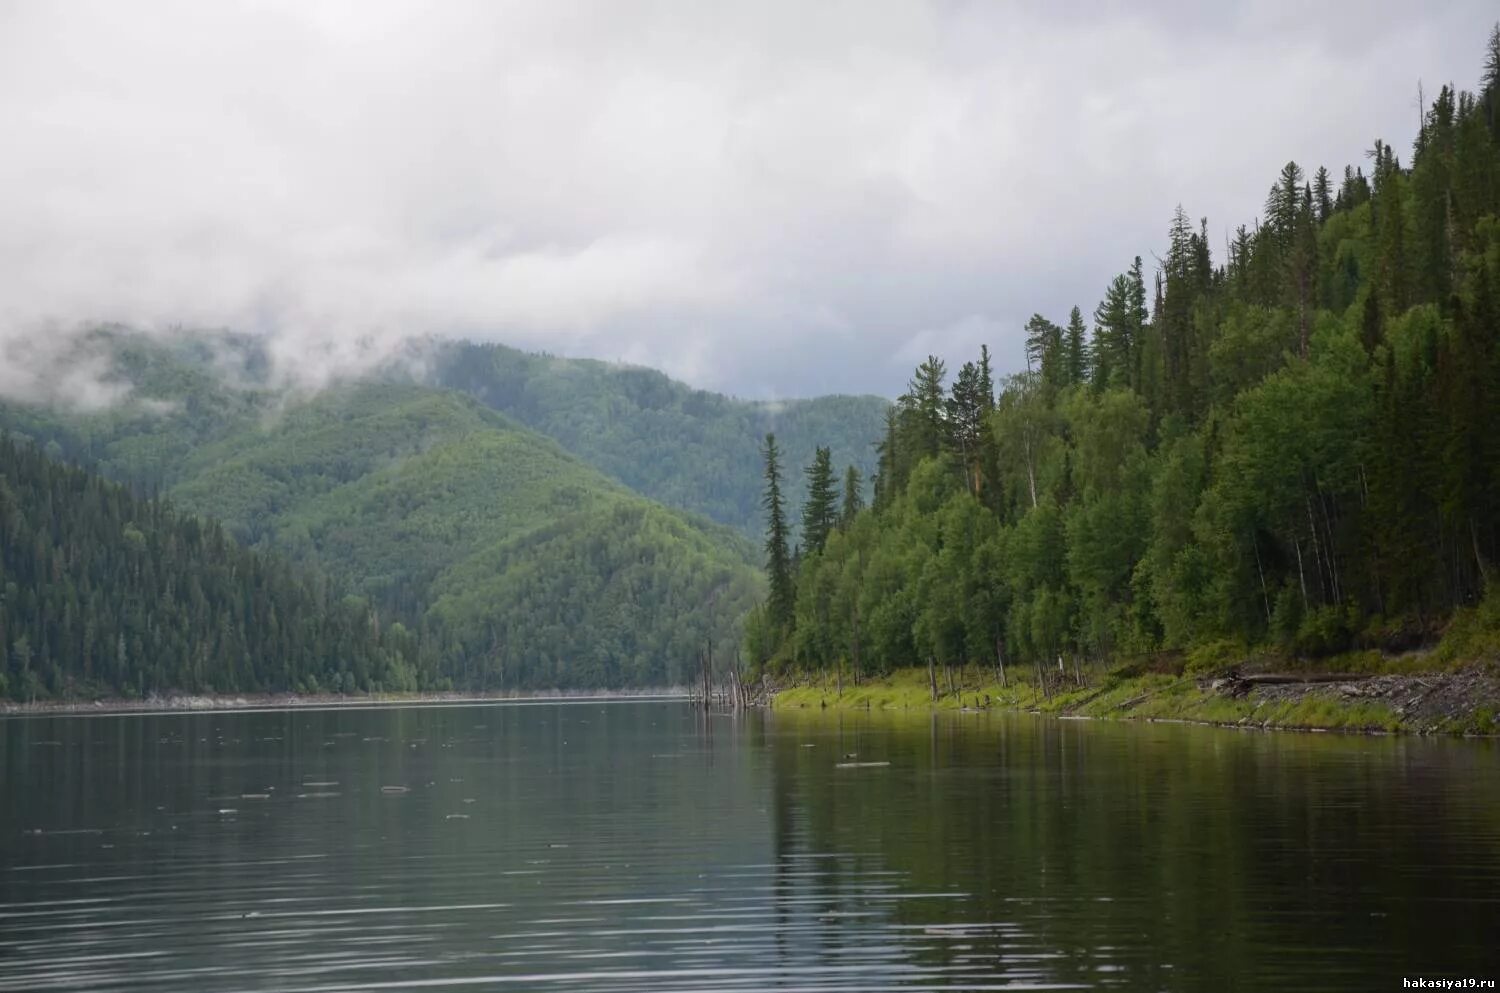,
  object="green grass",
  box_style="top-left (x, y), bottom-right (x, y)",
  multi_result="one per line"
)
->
top-left (771, 665), bottom-right (1417, 734)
